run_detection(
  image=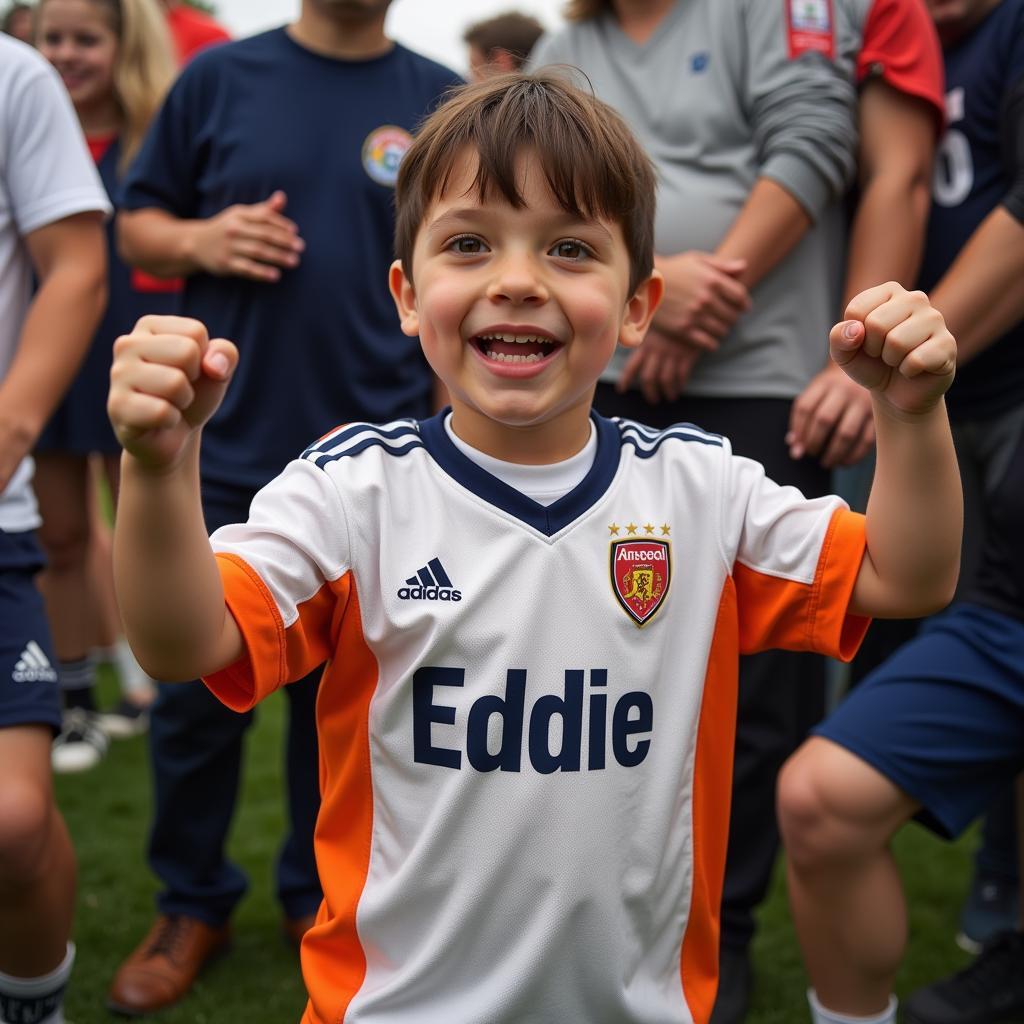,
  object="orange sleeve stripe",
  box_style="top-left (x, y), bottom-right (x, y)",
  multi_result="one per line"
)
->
top-left (733, 508), bottom-right (870, 659)
top-left (205, 553), bottom-right (351, 711)
top-left (680, 580), bottom-right (740, 1023)
top-left (809, 509), bottom-right (871, 662)
top-left (206, 552), bottom-right (287, 711)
